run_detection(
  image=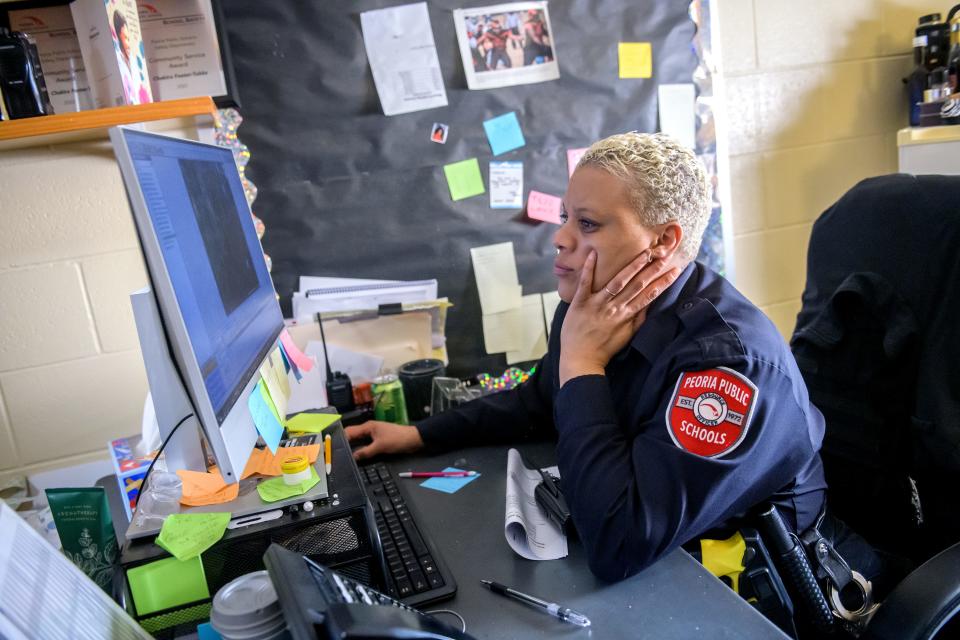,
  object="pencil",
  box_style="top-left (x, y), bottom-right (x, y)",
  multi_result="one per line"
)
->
top-left (397, 471), bottom-right (477, 478)
top-left (324, 434), bottom-right (332, 474)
